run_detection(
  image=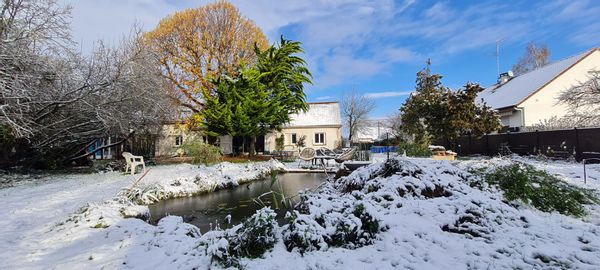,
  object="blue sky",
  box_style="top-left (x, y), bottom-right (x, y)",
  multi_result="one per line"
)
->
top-left (62, 0), bottom-right (599, 118)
